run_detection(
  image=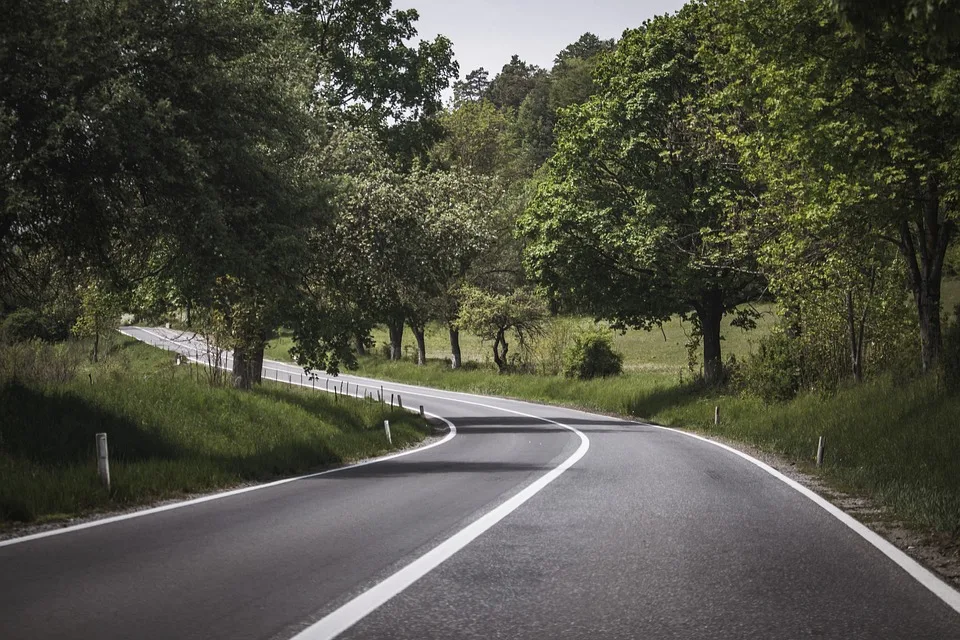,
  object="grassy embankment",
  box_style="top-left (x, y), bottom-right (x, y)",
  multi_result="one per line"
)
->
top-left (265, 301), bottom-right (960, 536)
top-left (0, 337), bottom-right (428, 527)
